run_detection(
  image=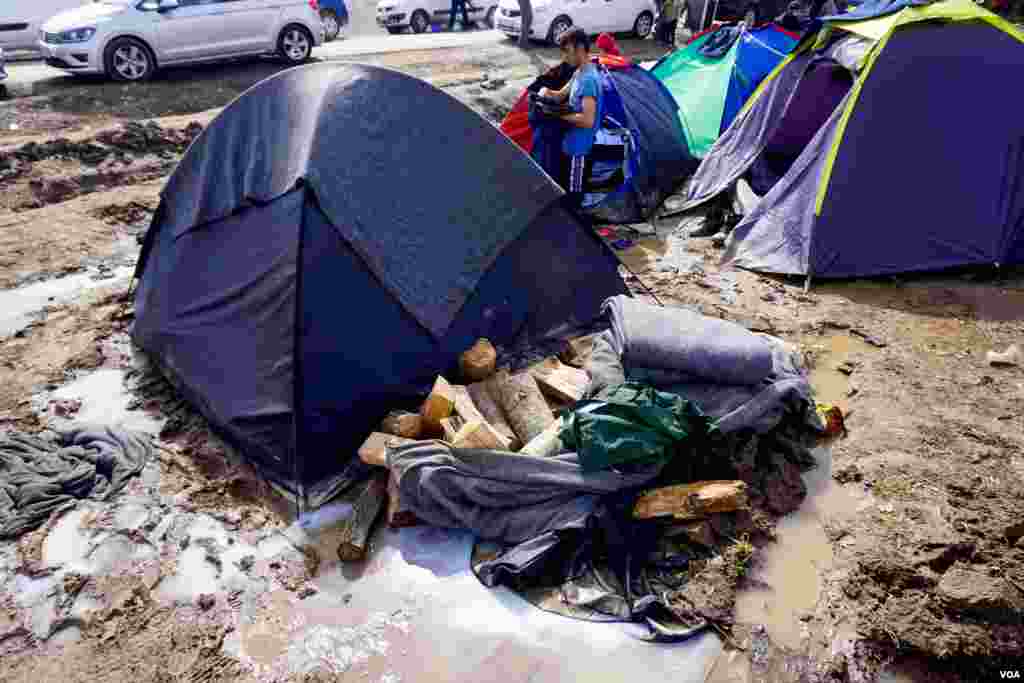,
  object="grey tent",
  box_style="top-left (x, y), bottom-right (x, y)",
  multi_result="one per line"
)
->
top-left (133, 63), bottom-right (628, 506)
